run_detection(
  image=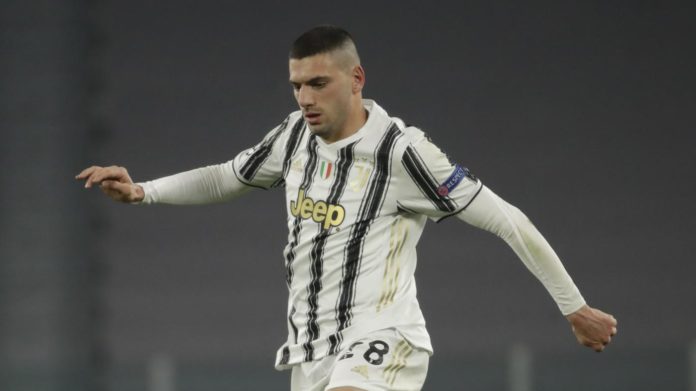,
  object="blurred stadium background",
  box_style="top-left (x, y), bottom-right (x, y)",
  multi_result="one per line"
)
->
top-left (1, 1), bottom-right (694, 390)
